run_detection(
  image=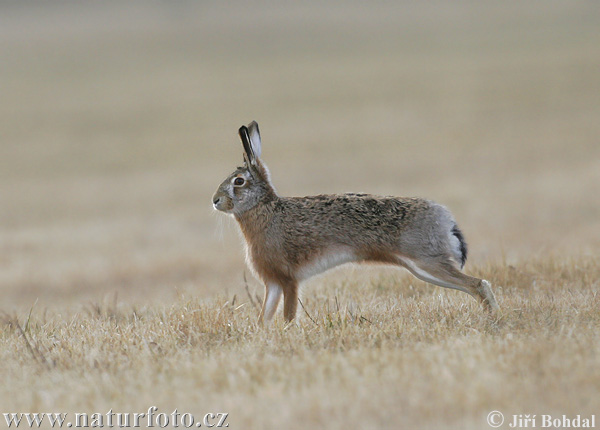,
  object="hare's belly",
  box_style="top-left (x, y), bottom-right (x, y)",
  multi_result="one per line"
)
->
top-left (296, 248), bottom-right (358, 282)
